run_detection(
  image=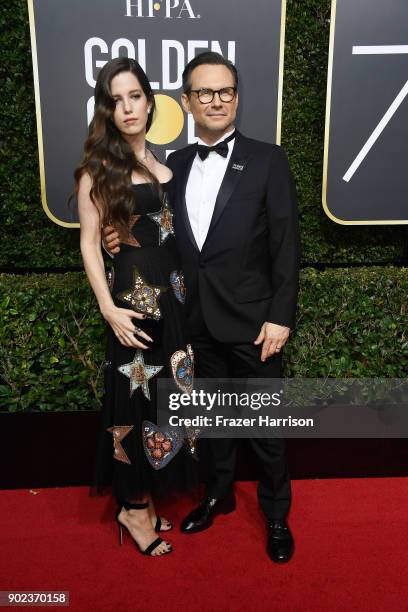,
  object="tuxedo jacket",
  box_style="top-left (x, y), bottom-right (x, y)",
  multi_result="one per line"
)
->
top-left (166, 130), bottom-right (300, 343)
